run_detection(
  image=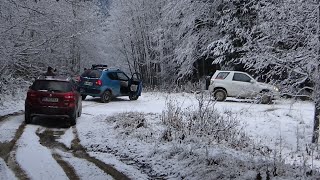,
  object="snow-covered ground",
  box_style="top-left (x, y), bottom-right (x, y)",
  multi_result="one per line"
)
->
top-left (0, 92), bottom-right (319, 179)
